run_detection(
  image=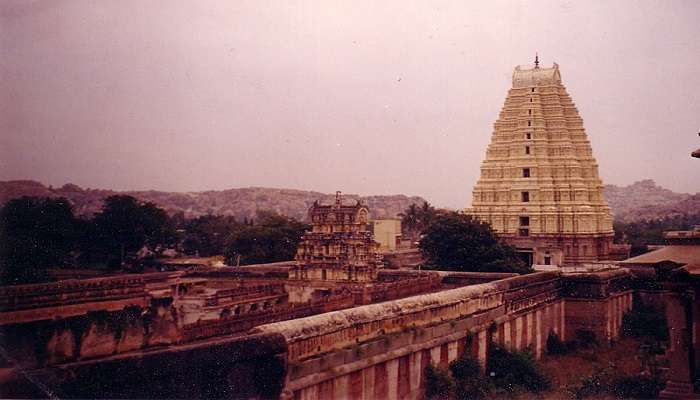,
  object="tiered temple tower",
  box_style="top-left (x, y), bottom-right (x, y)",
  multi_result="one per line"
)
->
top-left (468, 59), bottom-right (614, 267)
top-left (290, 192), bottom-right (381, 282)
